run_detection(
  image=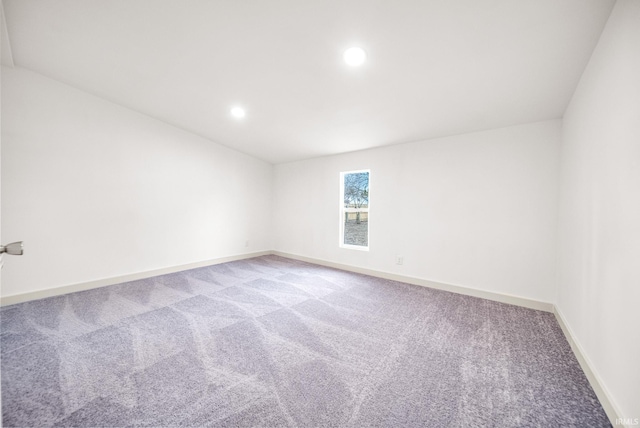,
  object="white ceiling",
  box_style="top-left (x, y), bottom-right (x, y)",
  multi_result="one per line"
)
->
top-left (2, 0), bottom-right (615, 164)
